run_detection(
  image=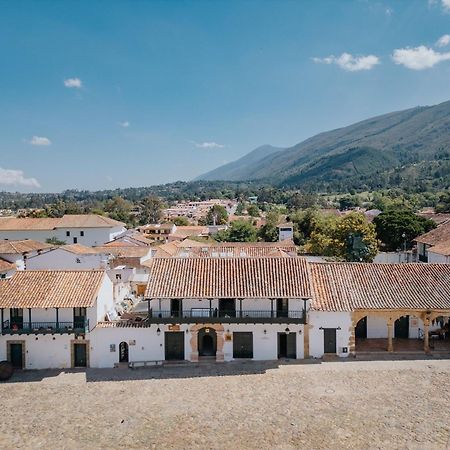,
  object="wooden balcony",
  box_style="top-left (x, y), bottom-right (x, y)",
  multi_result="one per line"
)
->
top-left (146, 309), bottom-right (306, 324)
top-left (1, 320), bottom-right (89, 335)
